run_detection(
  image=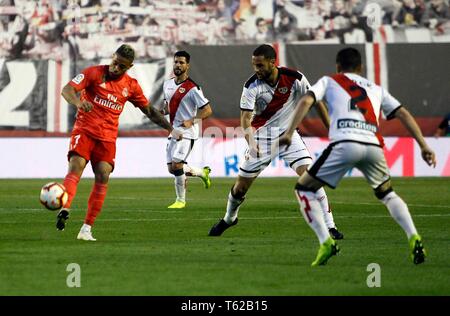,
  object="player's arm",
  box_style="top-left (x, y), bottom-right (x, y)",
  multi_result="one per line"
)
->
top-left (241, 109), bottom-right (260, 157)
top-left (140, 104), bottom-right (181, 139)
top-left (160, 102), bottom-right (169, 115)
top-left (183, 104), bottom-right (212, 128)
top-left (394, 106), bottom-right (436, 167)
top-left (197, 104), bottom-right (213, 120)
top-left (61, 84), bottom-right (93, 112)
top-left (315, 100), bottom-right (330, 130)
top-left (241, 110), bottom-right (254, 144)
top-left (279, 93), bottom-right (315, 147)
